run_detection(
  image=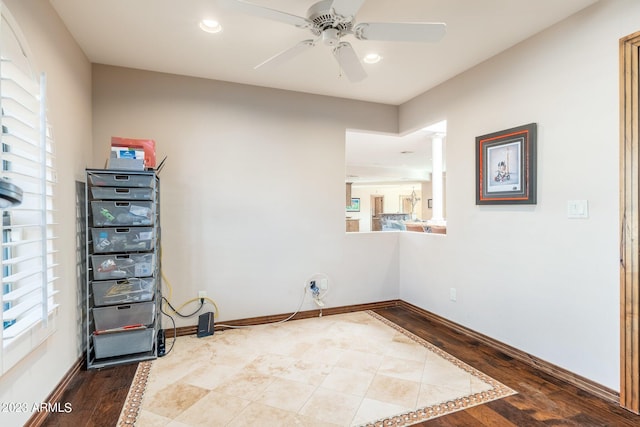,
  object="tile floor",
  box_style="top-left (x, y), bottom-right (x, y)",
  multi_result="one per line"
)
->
top-left (123, 311), bottom-right (515, 427)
